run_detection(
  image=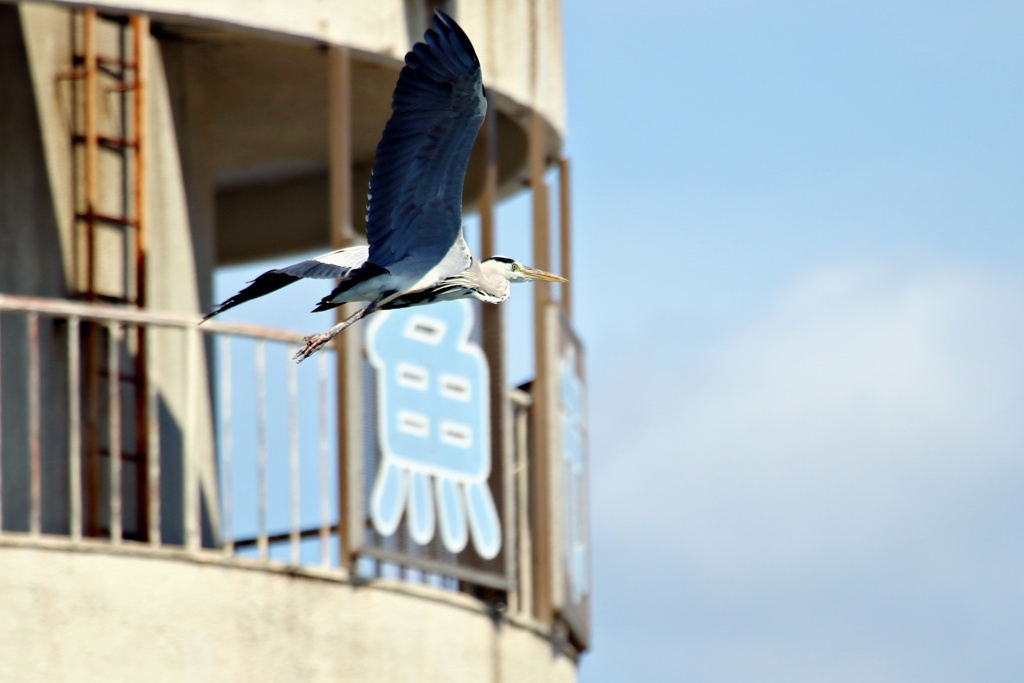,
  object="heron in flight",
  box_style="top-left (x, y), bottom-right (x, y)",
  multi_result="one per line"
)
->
top-left (204, 11), bottom-right (566, 362)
